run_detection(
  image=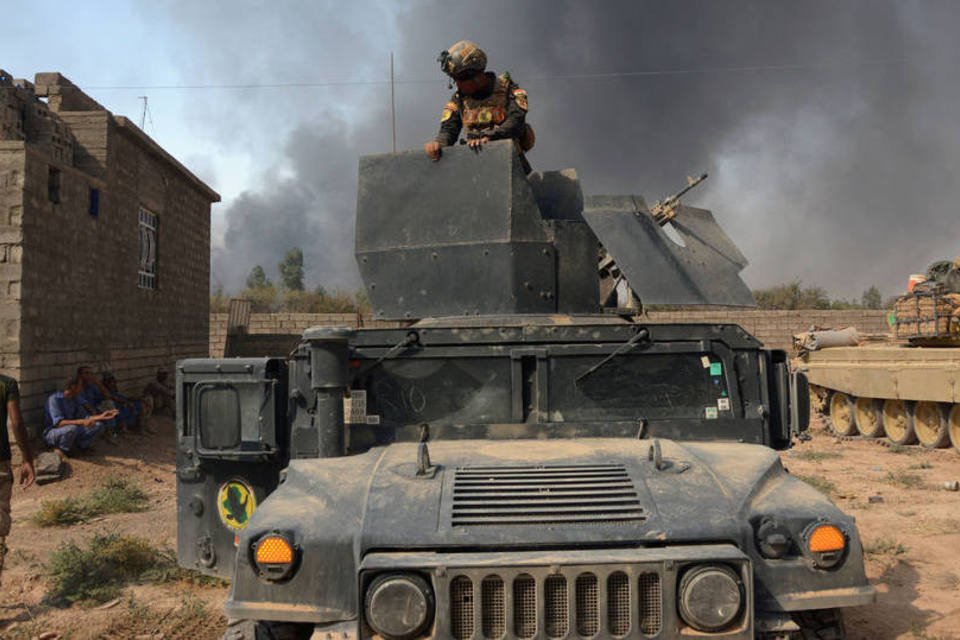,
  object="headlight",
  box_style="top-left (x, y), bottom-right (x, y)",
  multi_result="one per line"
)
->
top-left (252, 532), bottom-right (297, 580)
top-left (803, 522), bottom-right (847, 569)
top-left (365, 573), bottom-right (434, 640)
top-left (678, 564), bottom-right (744, 632)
